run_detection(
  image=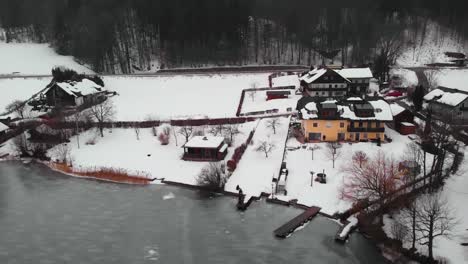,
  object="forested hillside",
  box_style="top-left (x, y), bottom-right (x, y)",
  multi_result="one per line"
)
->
top-left (1, 1), bottom-right (467, 73)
